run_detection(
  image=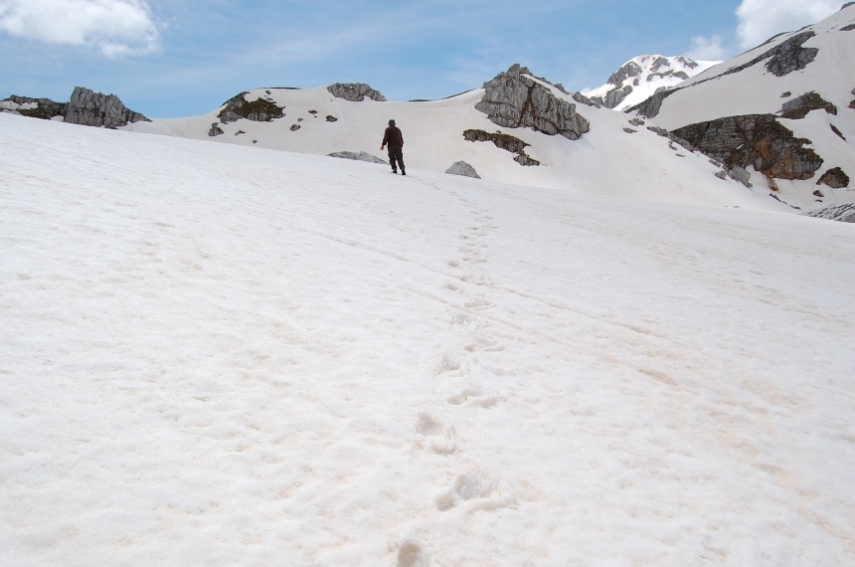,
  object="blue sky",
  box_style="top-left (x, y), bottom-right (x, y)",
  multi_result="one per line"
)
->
top-left (0, 0), bottom-right (843, 118)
